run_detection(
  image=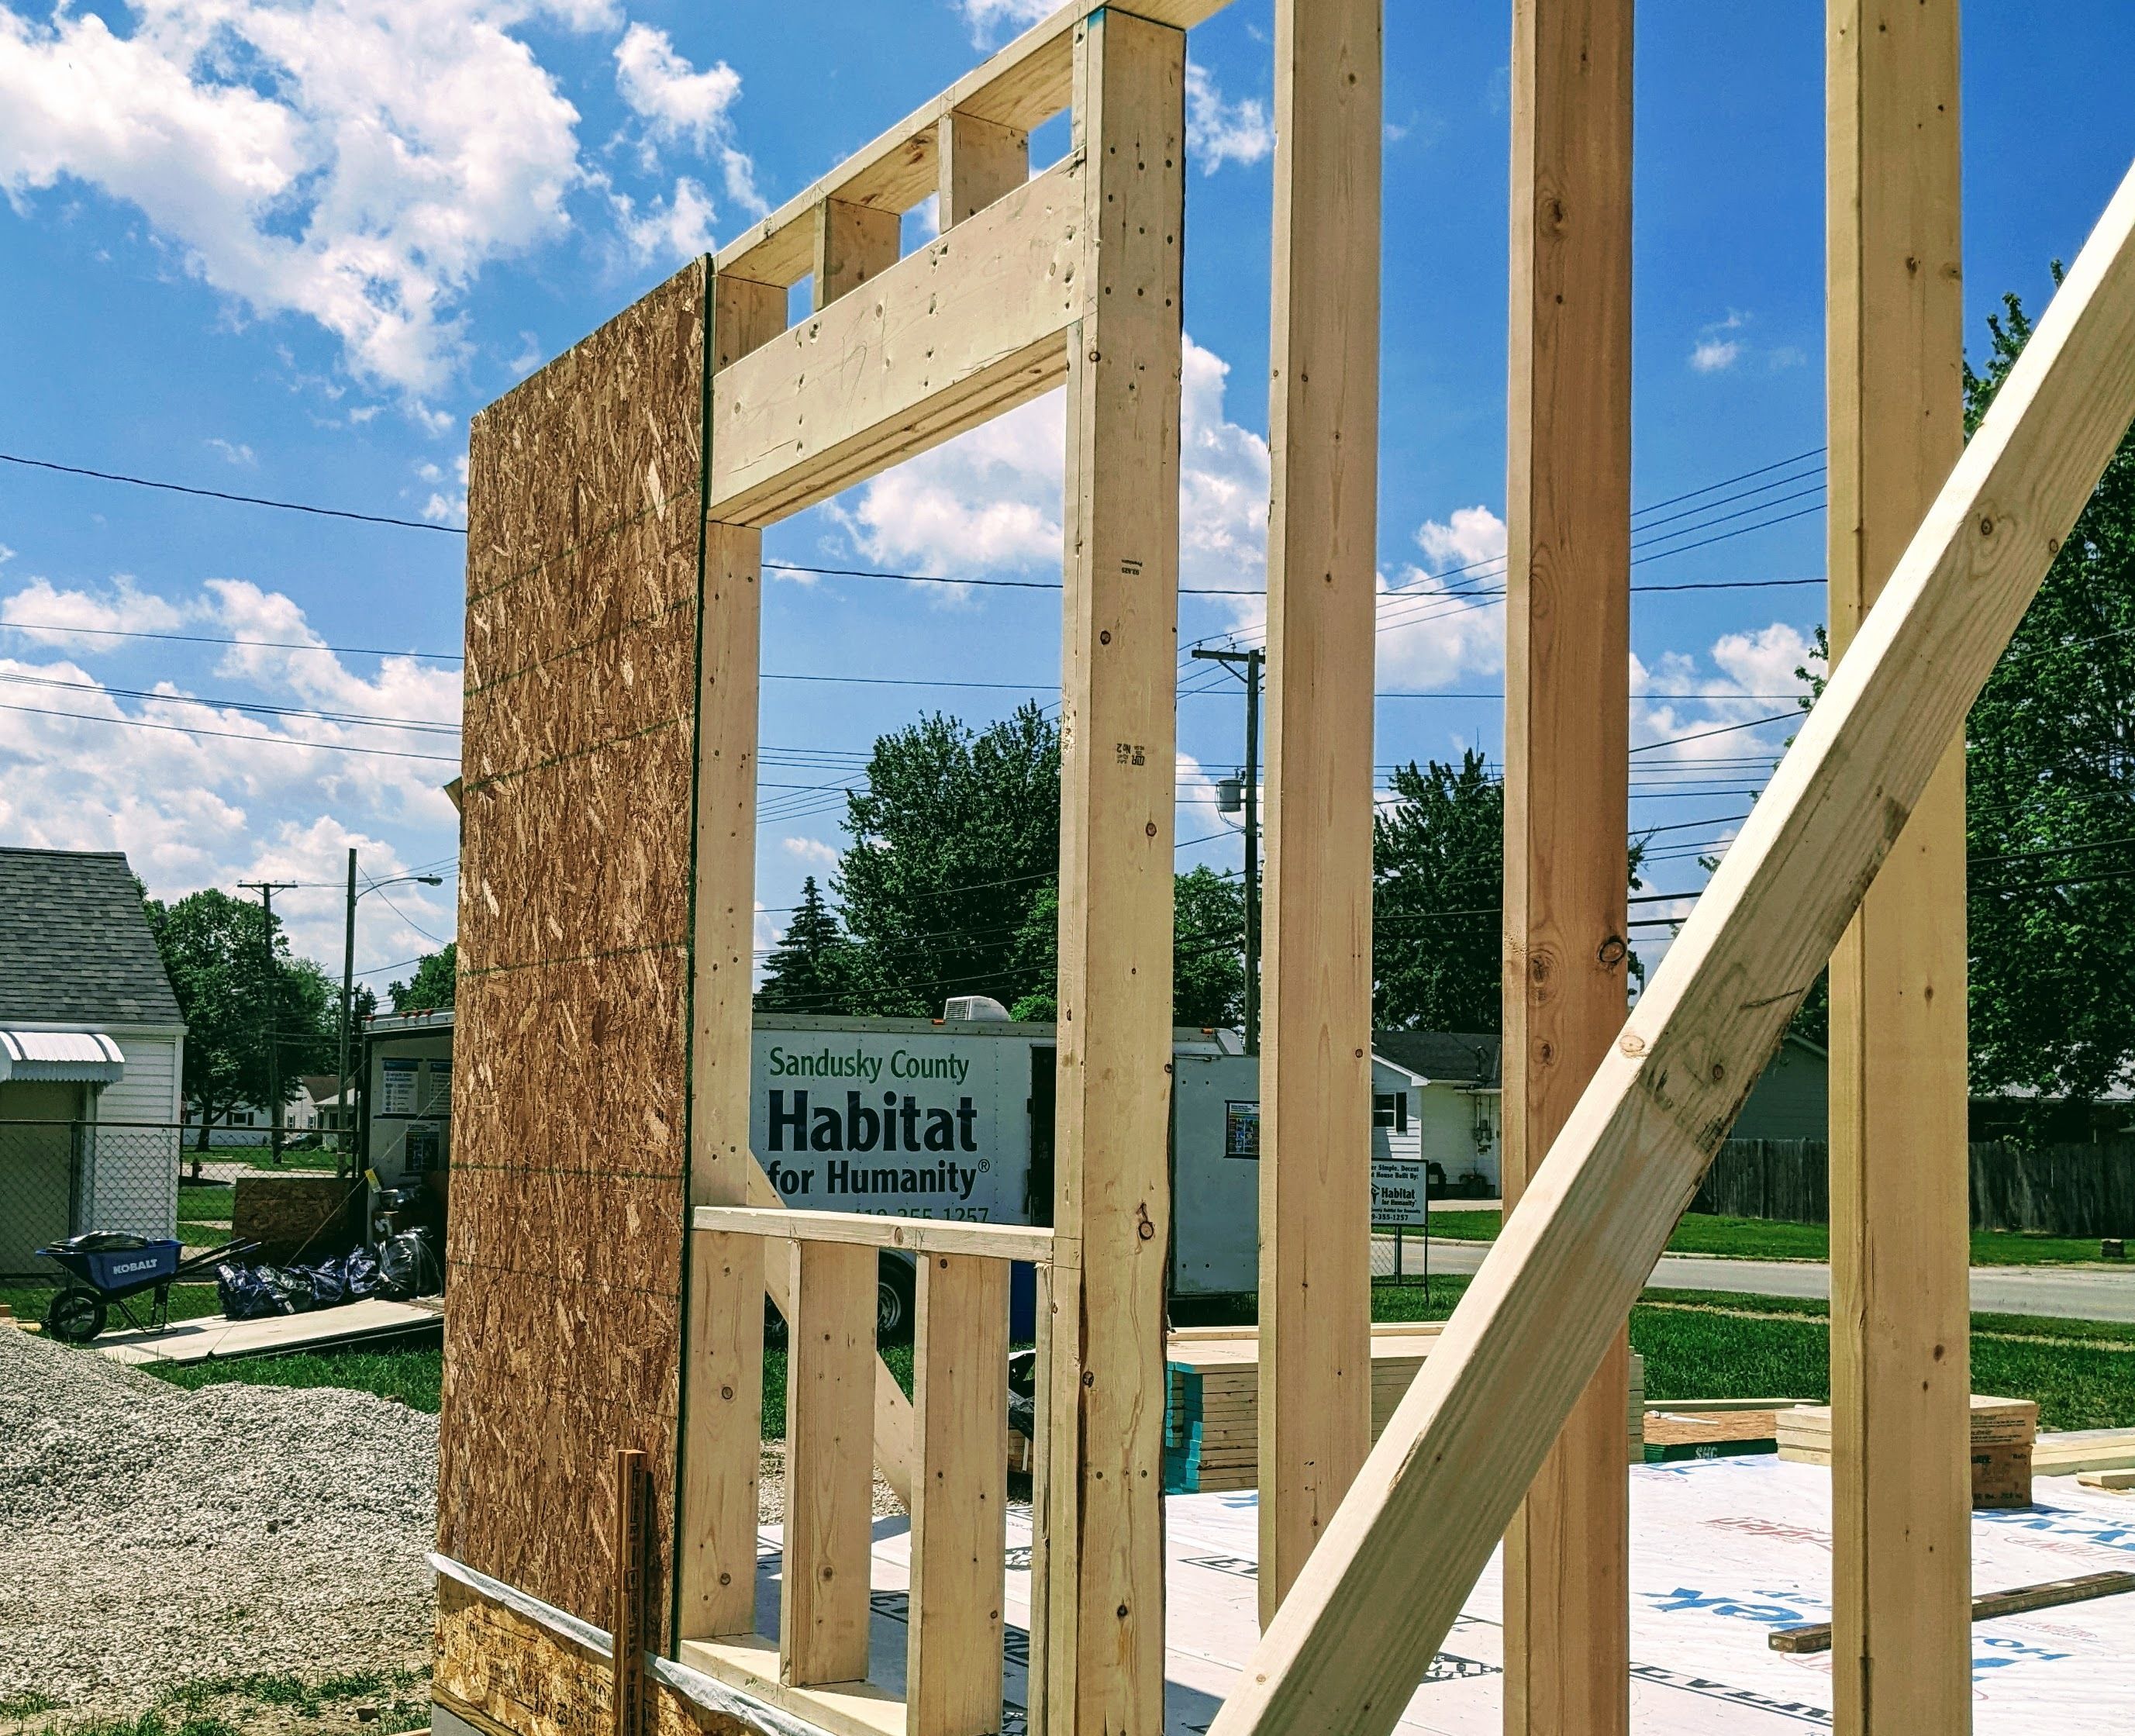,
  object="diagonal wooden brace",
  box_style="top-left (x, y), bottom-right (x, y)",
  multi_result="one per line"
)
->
top-left (1208, 157), bottom-right (2135, 1736)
